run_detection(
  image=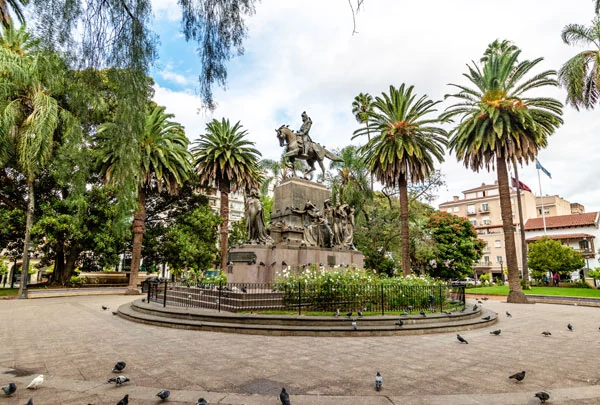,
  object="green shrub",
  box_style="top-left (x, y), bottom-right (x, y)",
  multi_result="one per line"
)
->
top-left (479, 274), bottom-right (491, 282)
top-left (562, 281), bottom-right (592, 289)
top-left (70, 276), bottom-right (81, 284)
top-left (0, 262), bottom-right (8, 275)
